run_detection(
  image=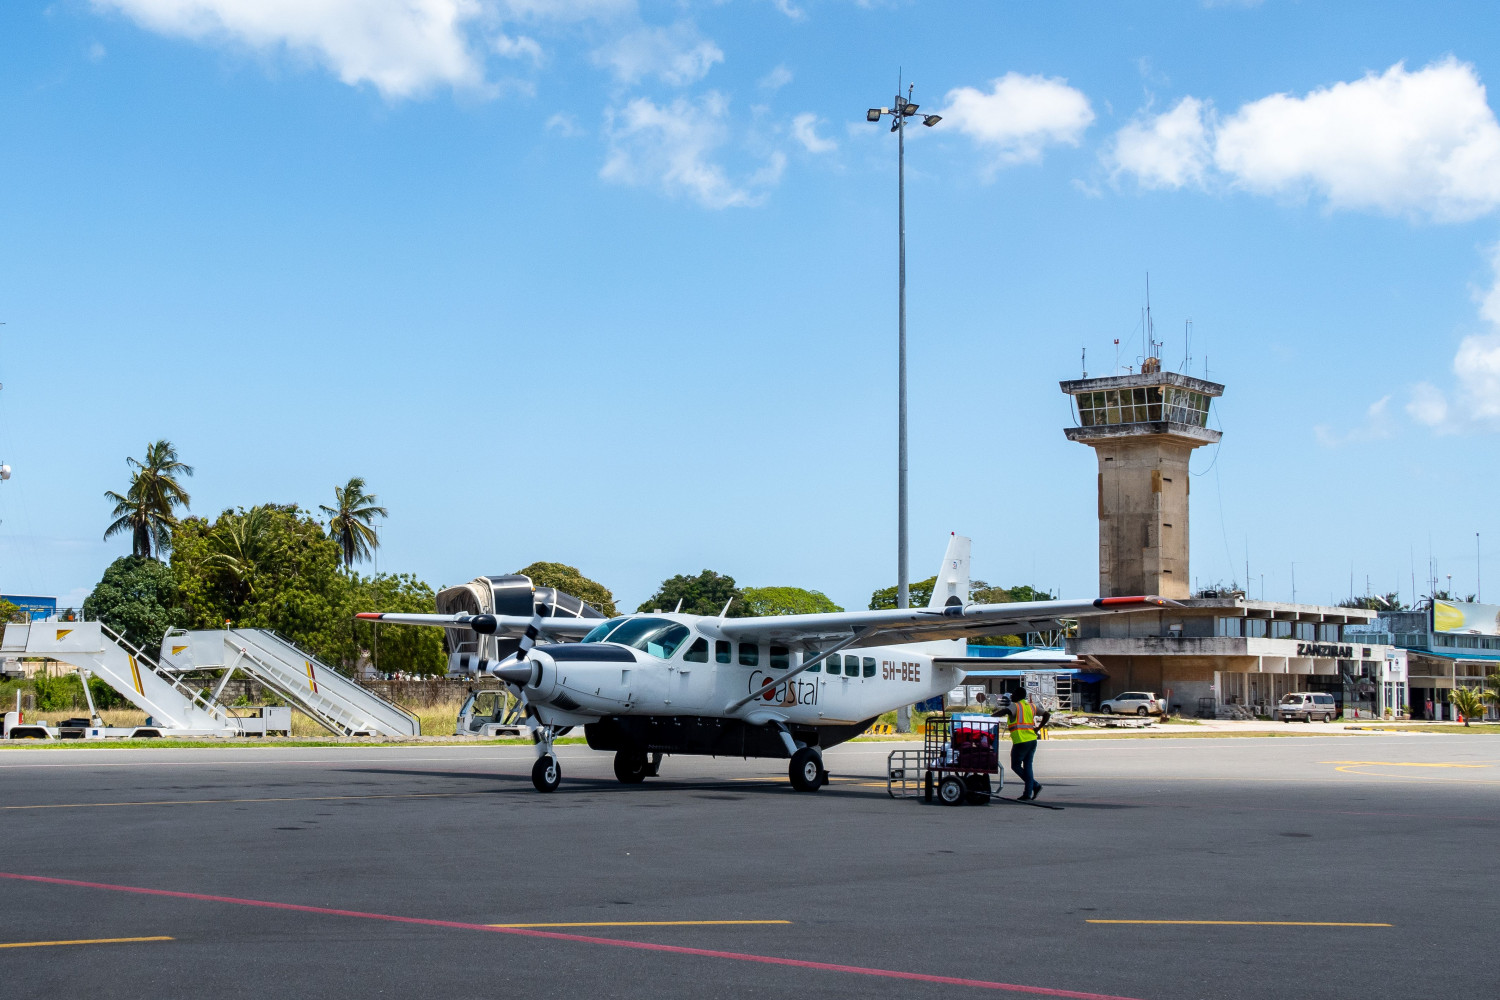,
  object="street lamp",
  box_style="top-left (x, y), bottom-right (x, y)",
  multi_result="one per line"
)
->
top-left (869, 83), bottom-right (940, 733)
